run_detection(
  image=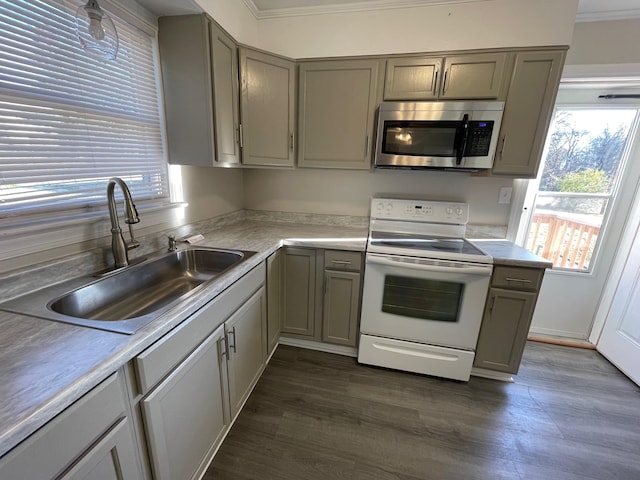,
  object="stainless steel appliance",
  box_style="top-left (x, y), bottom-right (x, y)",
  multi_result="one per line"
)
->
top-left (358, 198), bottom-right (492, 381)
top-left (374, 101), bottom-right (504, 170)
